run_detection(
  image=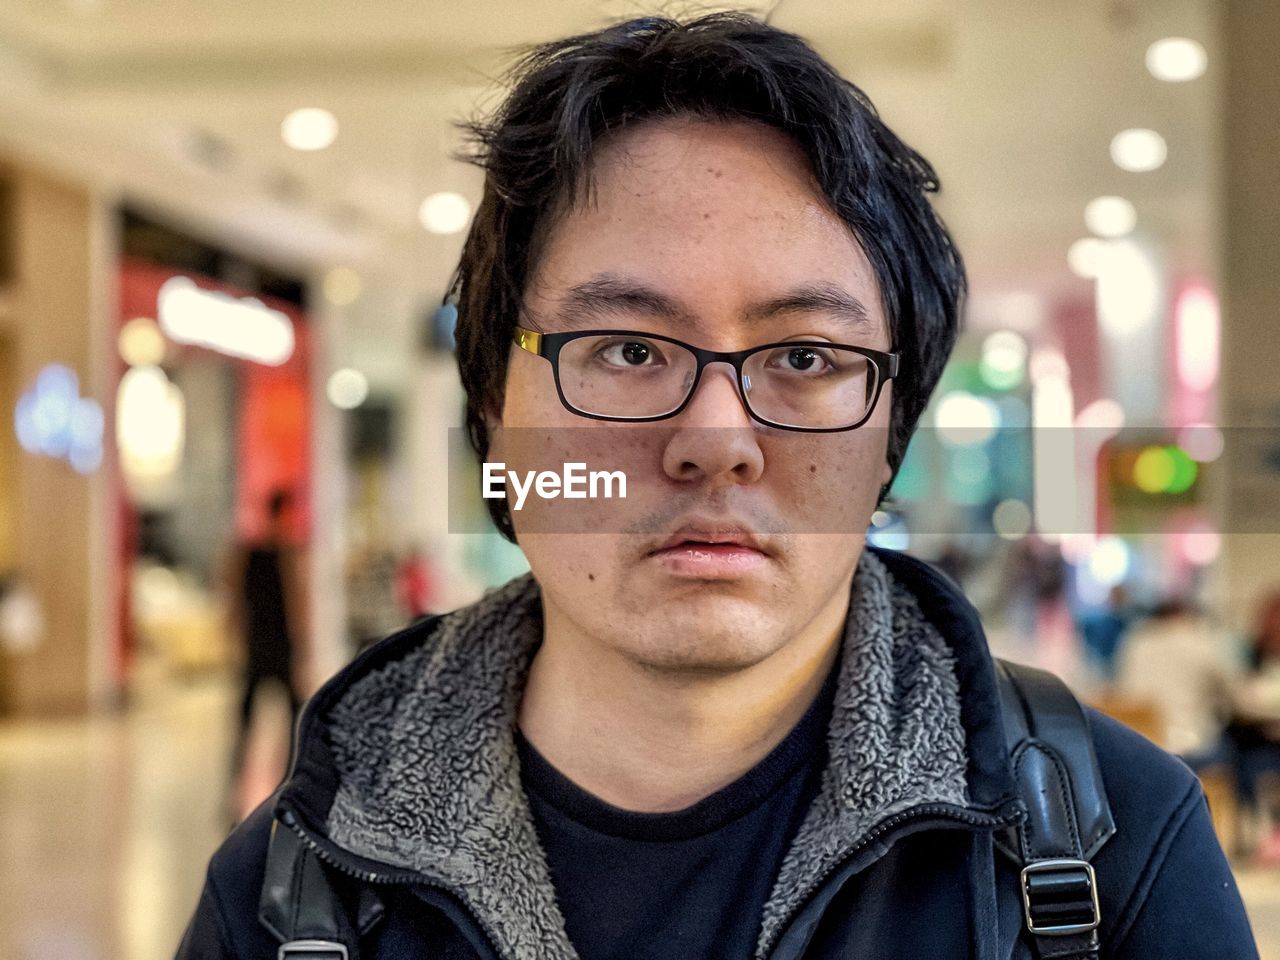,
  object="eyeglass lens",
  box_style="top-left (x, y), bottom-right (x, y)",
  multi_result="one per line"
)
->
top-left (555, 334), bottom-right (878, 429)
